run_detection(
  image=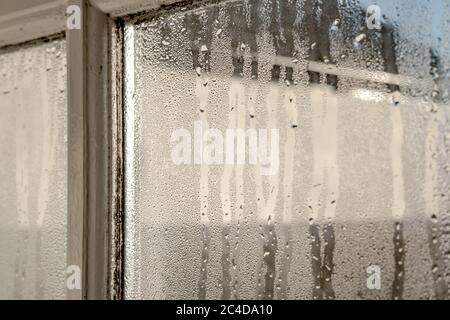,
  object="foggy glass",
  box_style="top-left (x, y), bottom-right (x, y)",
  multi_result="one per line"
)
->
top-left (0, 38), bottom-right (67, 299)
top-left (124, 0), bottom-right (450, 299)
